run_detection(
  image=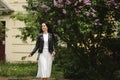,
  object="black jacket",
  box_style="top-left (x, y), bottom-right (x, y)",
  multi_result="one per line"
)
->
top-left (30, 33), bottom-right (54, 56)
